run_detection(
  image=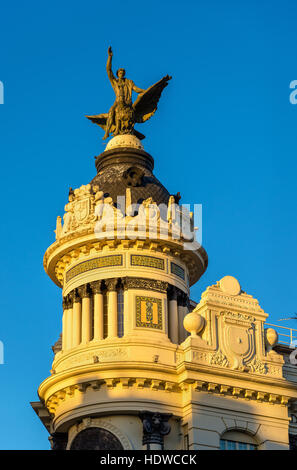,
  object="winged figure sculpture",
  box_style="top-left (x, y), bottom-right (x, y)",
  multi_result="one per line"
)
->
top-left (86, 47), bottom-right (172, 140)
